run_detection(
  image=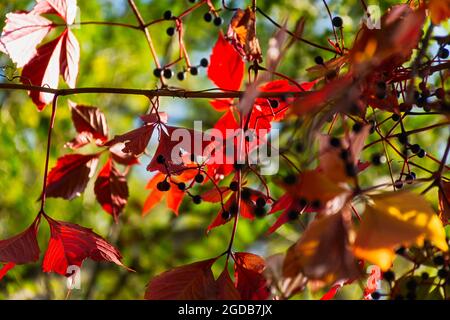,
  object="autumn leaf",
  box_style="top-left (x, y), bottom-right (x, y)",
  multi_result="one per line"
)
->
top-left (0, 262), bottom-right (16, 281)
top-left (354, 191), bottom-right (449, 271)
top-left (21, 34), bottom-right (65, 110)
top-left (65, 132), bottom-right (93, 150)
top-left (0, 218), bottom-right (40, 265)
top-left (0, 217), bottom-right (41, 281)
top-left (285, 170), bottom-right (349, 213)
top-left (106, 112), bottom-right (166, 157)
top-left (267, 194), bottom-right (297, 234)
top-left (42, 217), bottom-right (127, 276)
top-left (45, 153), bottom-right (99, 200)
top-left (37, 0), bottom-right (78, 25)
top-left (143, 170), bottom-right (196, 216)
top-left (207, 196), bottom-right (236, 231)
top-left (94, 158), bottom-right (129, 223)
top-left (200, 186), bottom-right (231, 203)
top-left (21, 29), bottom-right (79, 110)
top-left (145, 258), bottom-right (217, 300)
top-left (66, 101), bottom-right (108, 149)
top-left (0, 12), bottom-right (52, 67)
top-left (147, 126), bottom-right (211, 175)
top-left (264, 253), bottom-right (307, 299)
top-left (349, 5), bottom-right (425, 70)
top-left (248, 79), bottom-right (316, 130)
top-left (291, 74), bottom-right (354, 116)
top-left (207, 188), bottom-right (270, 232)
top-left (108, 143), bottom-right (139, 166)
top-left (60, 29), bottom-right (80, 88)
top-left (226, 7), bottom-right (262, 63)
top-left (320, 283), bottom-right (343, 300)
top-left (0, 1), bottom-right (80, 109)
top-left (216, 268), bottom-right (241, 300)
top-left (69, 101), bottom-right (108, 141)
top-left (428, 0), bottom-right (450, 25)
top-left (318, 125), bottom-right (371, 184)
top-left (208, 32), bottom-right (244, 91)
top-left (283, 210), bottom-right (360, 283)
top-left (234, 252), bottom-right (269, 300)
top-left (438, 181), bottom-right (450, 225)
